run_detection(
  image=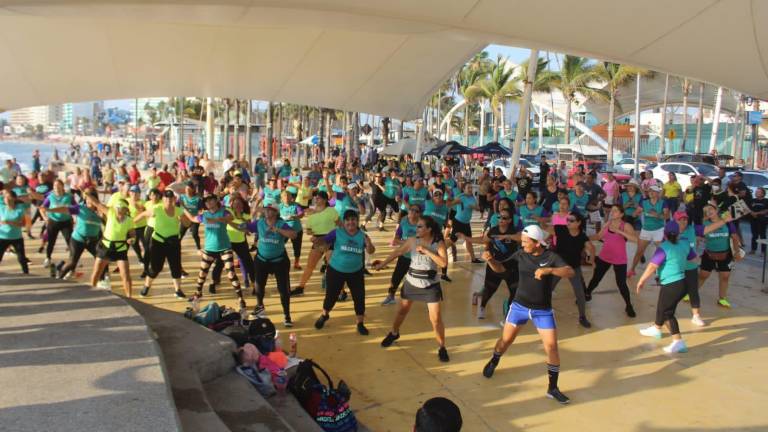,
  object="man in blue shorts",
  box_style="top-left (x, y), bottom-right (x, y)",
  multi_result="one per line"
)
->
top-left (481, 225), bottom-right (574, 404)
